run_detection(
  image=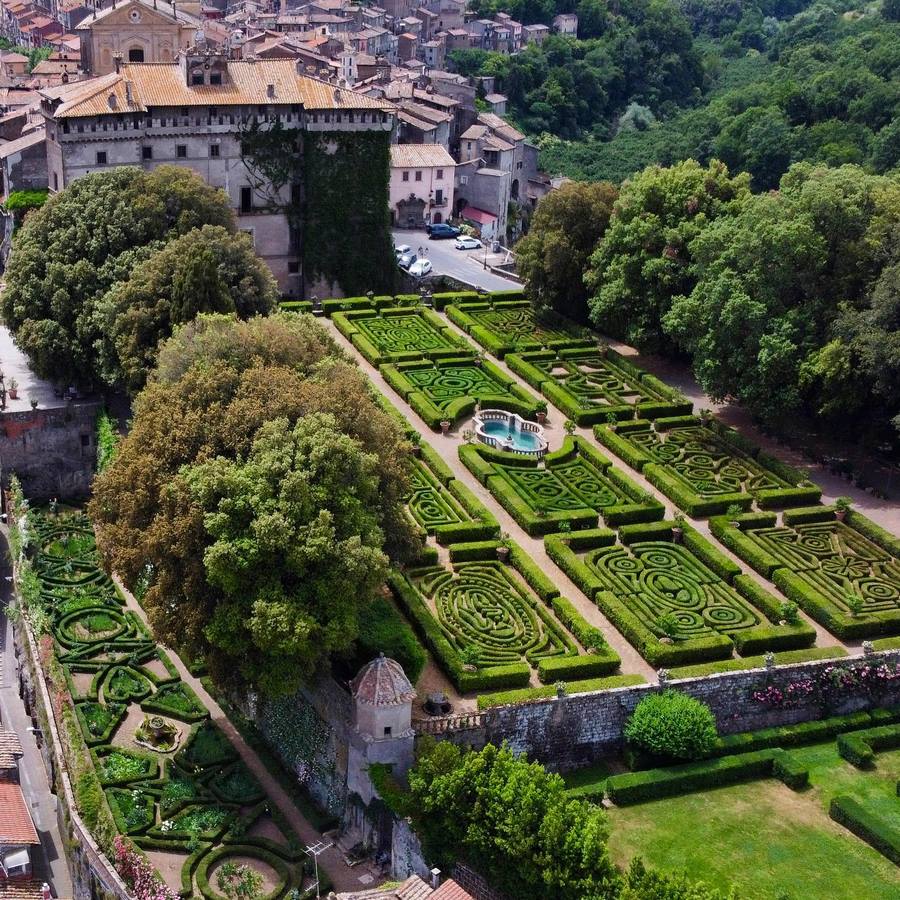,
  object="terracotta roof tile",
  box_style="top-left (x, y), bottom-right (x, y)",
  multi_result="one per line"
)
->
top-left (0, 780), bottom-right (40, 844)
top-left (390, 143), bottom-right (455, 168)
top-left (350, 653), bottom-right (416, 706)
top-left (431, 881), bottom-right (475, 900)
top-left (0, 730), bottom-right (24, 770)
